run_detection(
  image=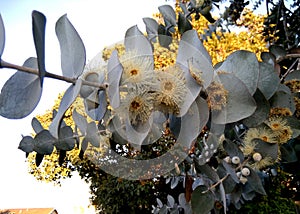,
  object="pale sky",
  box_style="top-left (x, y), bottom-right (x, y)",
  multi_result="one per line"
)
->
top-left (0, 0), bottom-right (170, 212)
